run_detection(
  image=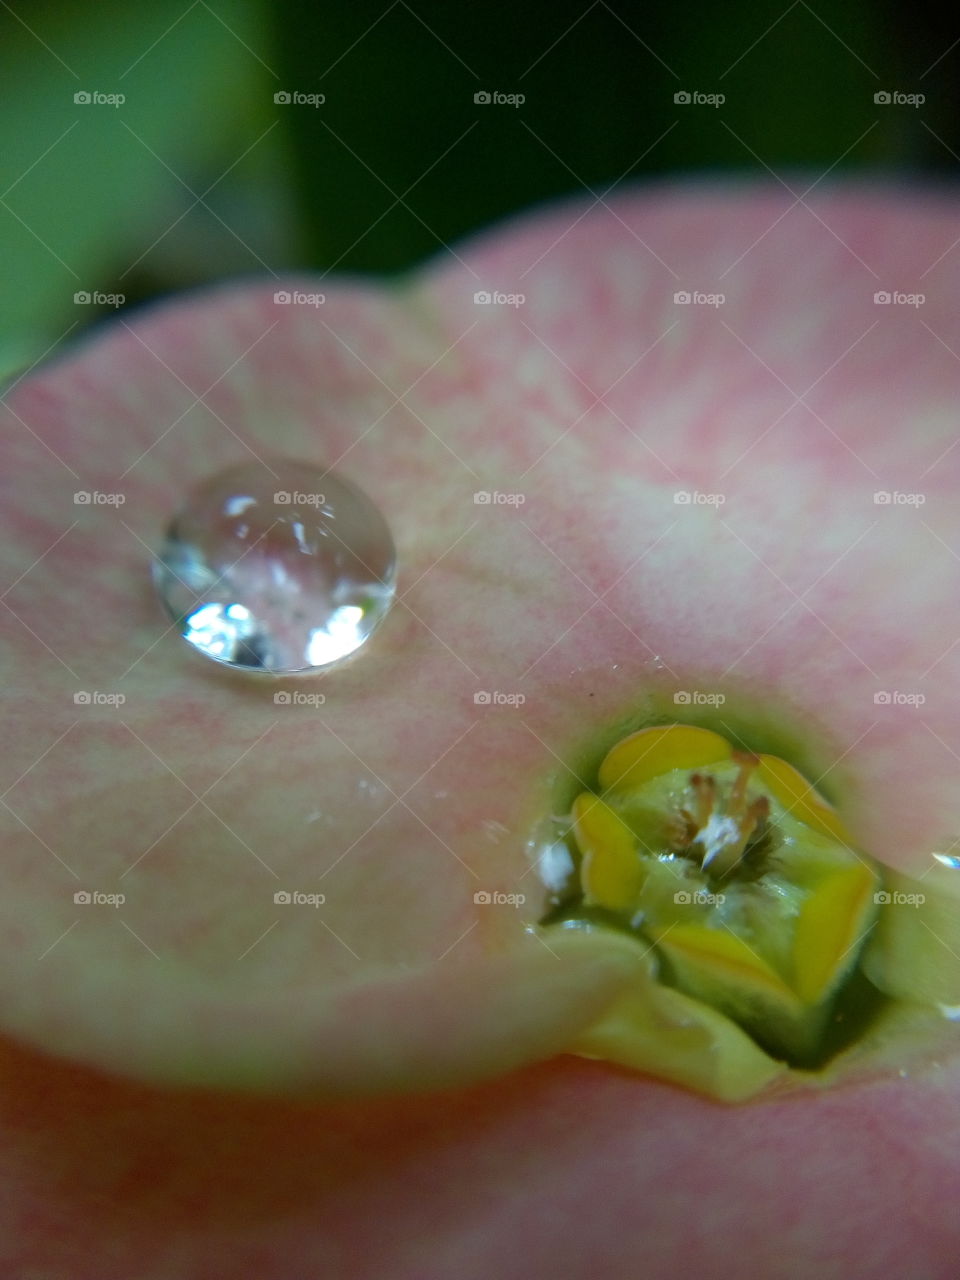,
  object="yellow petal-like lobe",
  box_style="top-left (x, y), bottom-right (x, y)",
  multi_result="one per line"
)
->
top-left (598, 724), bottom-right (732, 794)
top-left (756, 753), bottom-right (853, 846)
top-left (572, 792), bottom-right (644, 911)
top-left (654, 923), bottom-right (800, 1007)
top-left (792, 863), bottom-right (878, 1004)
top-left (862, 865), bottom-right (960, 1007)
top-left (570, 950), bottom-right (785, 1102)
